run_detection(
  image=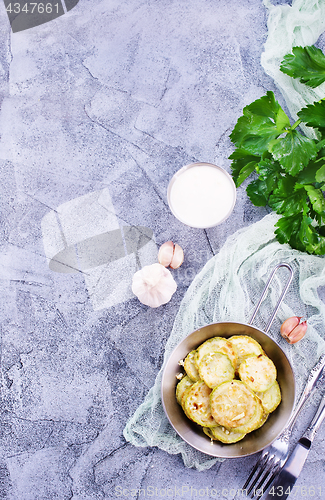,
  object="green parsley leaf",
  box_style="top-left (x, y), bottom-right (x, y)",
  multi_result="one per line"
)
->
top-left (228, 45), bottom-right (325, 255)
top-left (230, 114), bottom-right (279, 155)
top-left (298, 216), bottom-right (325, 255)
top-left (246, 179), bottom-right (270, 206)
top-left (269, 130), bottom-right (317, 176)
top-left (229, 92), bottom-right (290, 155)
top-left (229, 149), bottom-right (259, 160)
top-left (275, 107), bottom-right (291, 132)
top-left (269, 178), bottom-right (306, 216)
top-left (297, 158), bottom-right (322, 184)
top-left (229, 149), bottom-right (260, 187)
top-left (245, 159), bottom-right (282, 206)
top-left (256, 158), bottom-right (282, 190)
top-left (274, 214), bottom-right (325, 254)
top-left (246, 91), bottom-right (291, 131)
top-left (304, 185), bottom-right (325, 214)
top-left (298, 100), bottom-right (325, 132)
top-left (316, 163), bottom-right (325, 183)
top-left (280, 45), bottom-right (325, 88)
top-left (274, 213), bottom-right (303, 245)
top-left (236, 161), bottom-right (257, 187)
